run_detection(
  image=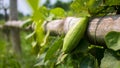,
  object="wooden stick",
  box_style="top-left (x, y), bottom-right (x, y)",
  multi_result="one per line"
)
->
top-left (44, 15), bottom-right (120, 45)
